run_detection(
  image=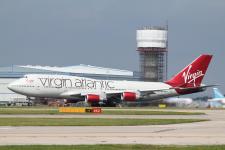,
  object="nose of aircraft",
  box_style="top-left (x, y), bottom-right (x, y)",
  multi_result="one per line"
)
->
top-left (7, 81), bottom-right (17, 92)
top-left (7, 82), bottom-right (13, 90)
